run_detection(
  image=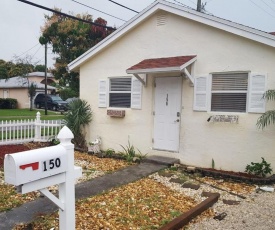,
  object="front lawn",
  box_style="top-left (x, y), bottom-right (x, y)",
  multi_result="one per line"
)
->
top-left (0, 109), bottom-right (63, 121)
top-left (14, 178), bottom-right (199, 230)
